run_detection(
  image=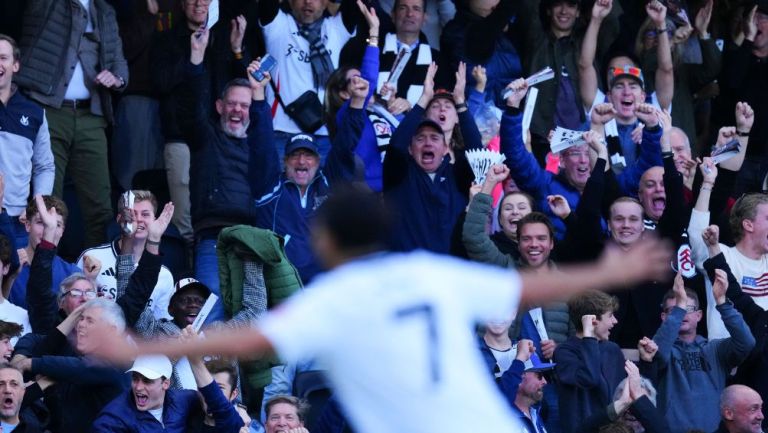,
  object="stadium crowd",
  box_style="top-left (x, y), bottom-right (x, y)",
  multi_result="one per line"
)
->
top-left (0, 0), bottom-right (766, 430)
